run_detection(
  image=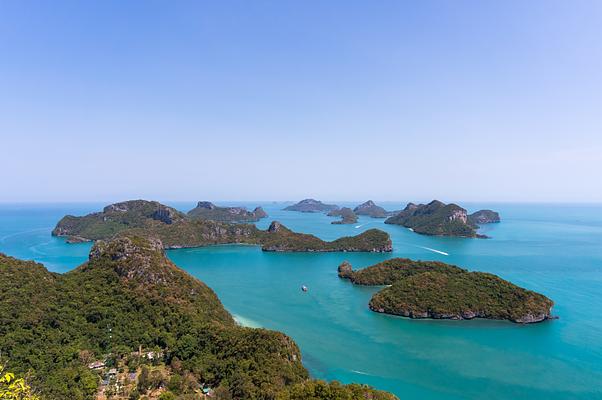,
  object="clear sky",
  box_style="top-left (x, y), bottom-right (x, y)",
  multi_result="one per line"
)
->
top-left (1, 1), bottom-right (601, 202)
